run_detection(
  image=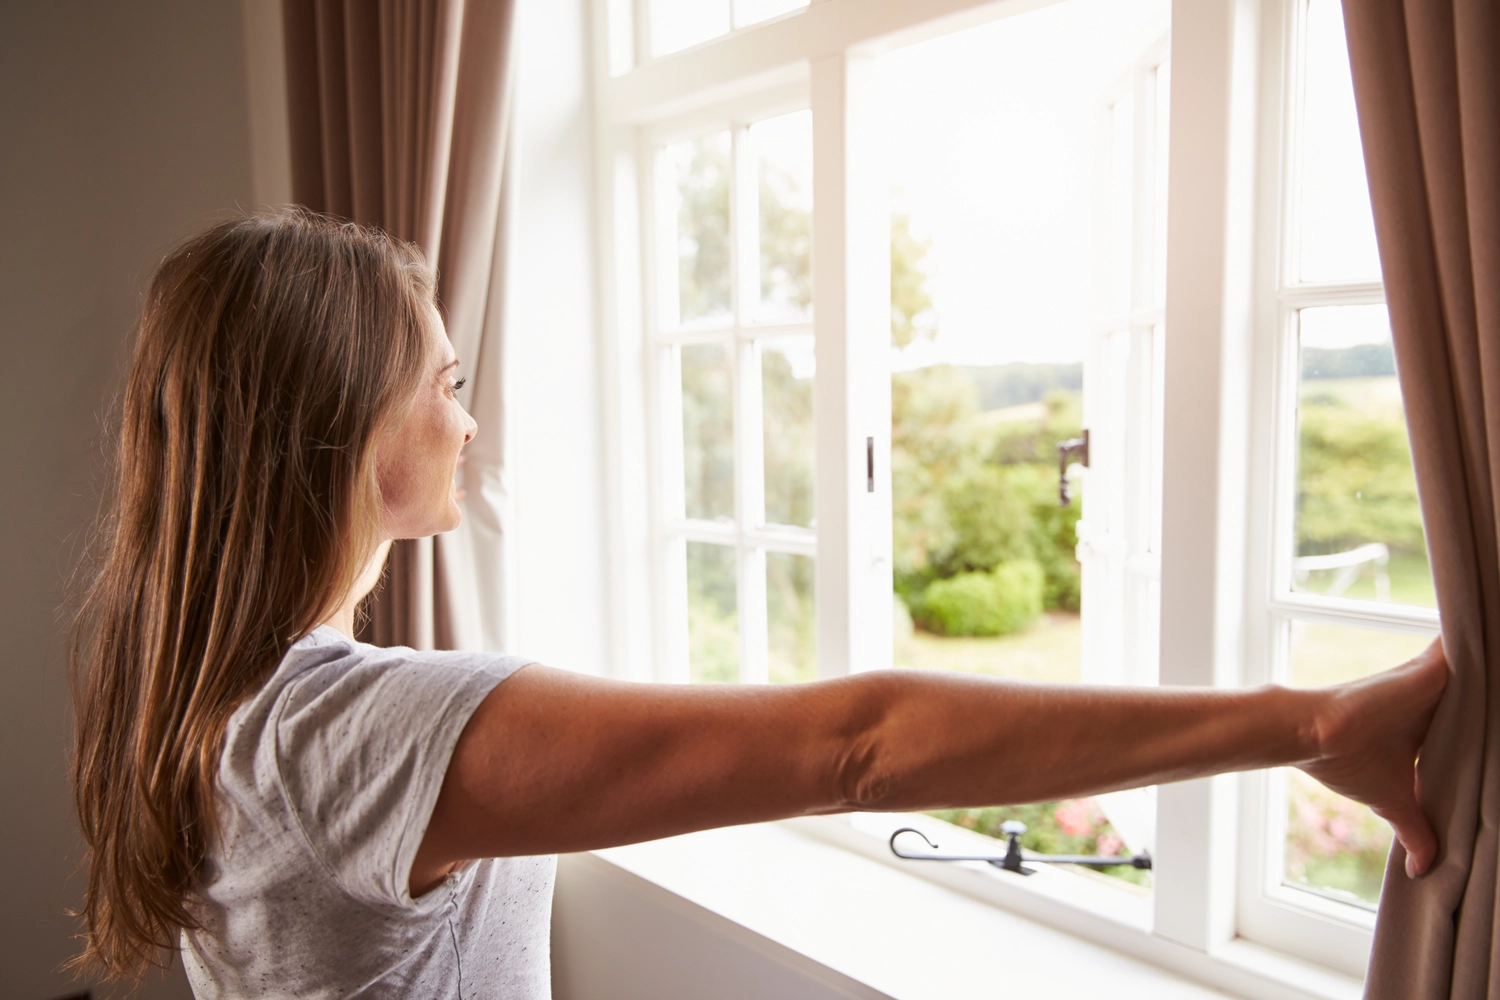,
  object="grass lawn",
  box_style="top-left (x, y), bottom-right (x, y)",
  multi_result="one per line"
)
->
top-left (1288, 620), bottom-right (1434, 689)
top-left (1295, 552), bottom-right (1436, 608)
top-left (894, 608), bottom-right (1080, 683)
